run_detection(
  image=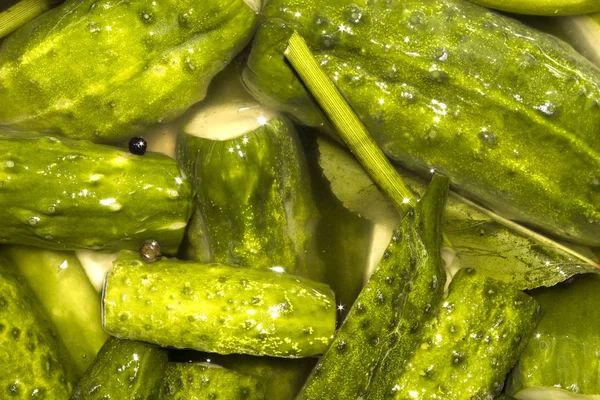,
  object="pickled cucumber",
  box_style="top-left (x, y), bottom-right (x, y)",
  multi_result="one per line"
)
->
top-left (70, 337), bottom-right (168, 400)
top-left (0, 131), bottom-right (193, 253)
top-left (102, 251), bottom-right (336, 357)
top-left (0, 0), bottom-right (259, 142)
